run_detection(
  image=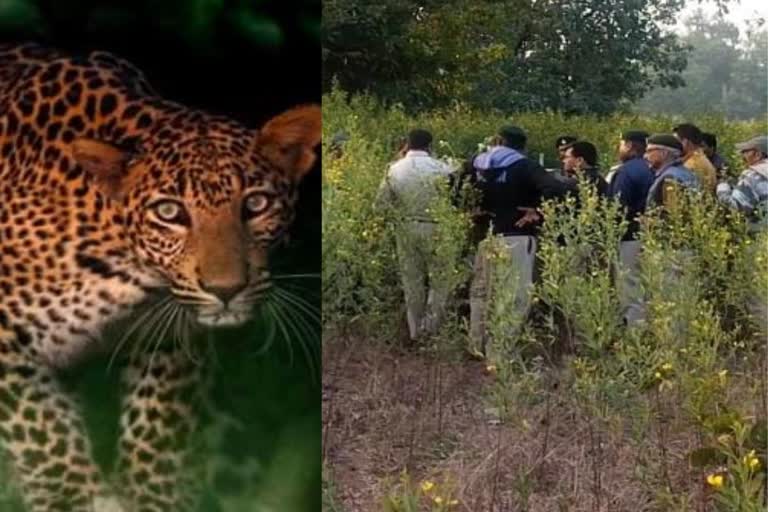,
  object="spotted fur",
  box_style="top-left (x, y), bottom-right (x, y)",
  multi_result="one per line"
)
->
top-left (0, 43), bottom-right (320, 511)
